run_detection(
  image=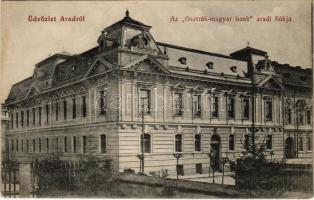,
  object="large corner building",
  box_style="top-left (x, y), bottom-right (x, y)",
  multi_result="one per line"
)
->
top-left (3, 11), bottom-right (313, 176)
